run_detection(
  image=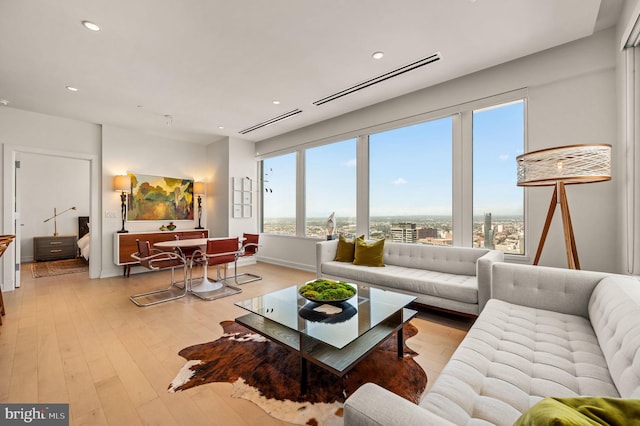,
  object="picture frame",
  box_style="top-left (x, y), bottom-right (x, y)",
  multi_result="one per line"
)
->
top-left (128, 173), bottom-right (194, 221)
